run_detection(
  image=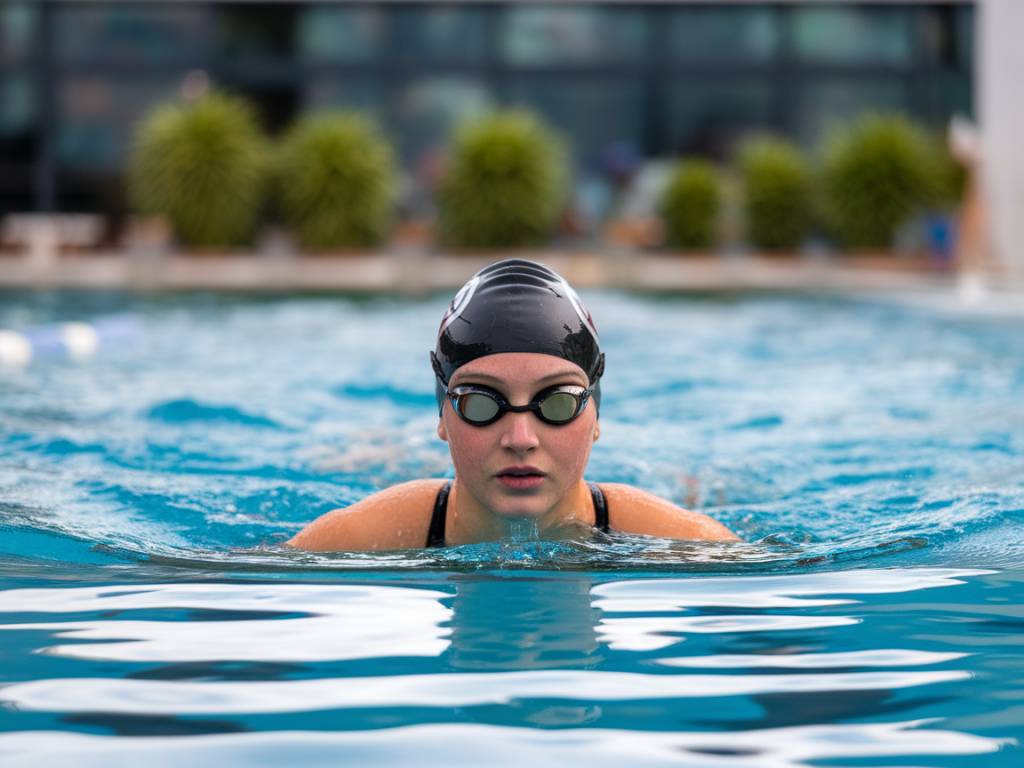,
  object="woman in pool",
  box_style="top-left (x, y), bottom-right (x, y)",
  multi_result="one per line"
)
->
top-left (290, 259), bottom-right (737, 550)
